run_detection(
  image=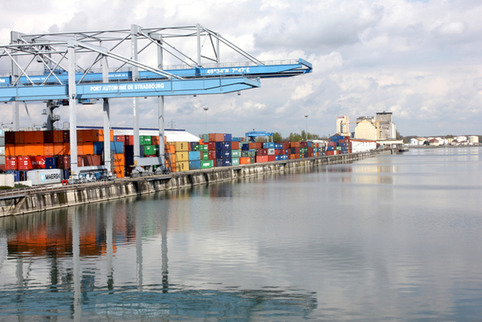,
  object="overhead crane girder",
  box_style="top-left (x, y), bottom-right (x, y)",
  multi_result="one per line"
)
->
top-left (0, 24), bottom-right (312, 180)
top-left (0, 77), bottom-right (261, 102)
